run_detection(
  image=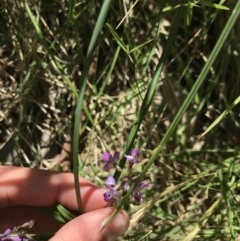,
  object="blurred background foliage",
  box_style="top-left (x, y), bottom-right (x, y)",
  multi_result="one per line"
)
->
top-left (0, 0), bottom-right (240, 240)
